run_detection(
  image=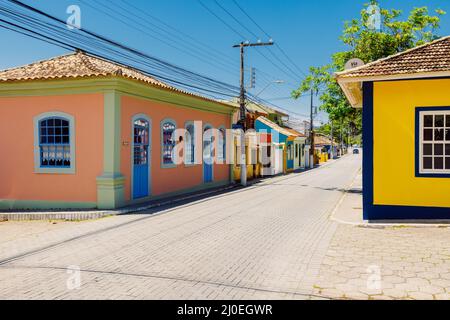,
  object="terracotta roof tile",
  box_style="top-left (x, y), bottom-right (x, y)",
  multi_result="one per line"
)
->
top-left (227, 98), bottom-right (269, 115)
top-left (283, 127), bottom-right (306, 137)
top-left (0, 51), bottom-right (167, 85)
top-left (256, 116), bottom-right (298, 138)
top-left (0, 51), bottom-right (237, 108)
top-left (336, 36), bottom-right (450, 79)
top-left (314, 134), bottom-right (333, 146)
